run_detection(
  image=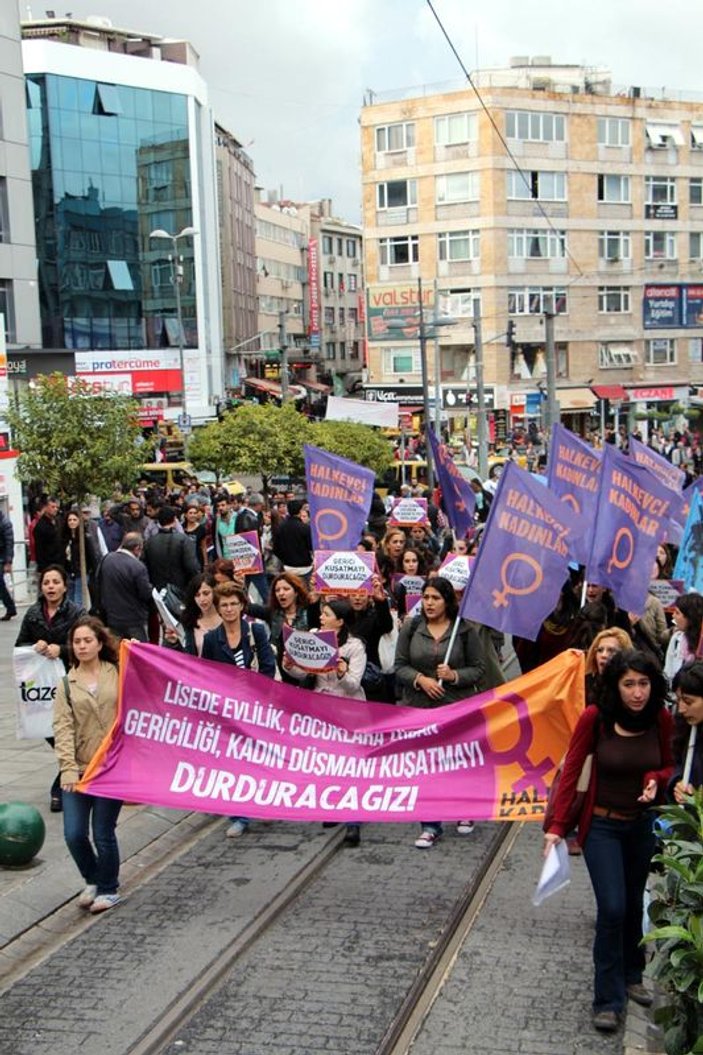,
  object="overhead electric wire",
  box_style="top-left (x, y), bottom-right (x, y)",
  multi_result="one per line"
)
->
top-left (424, 0), bottom-right (585, 279)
